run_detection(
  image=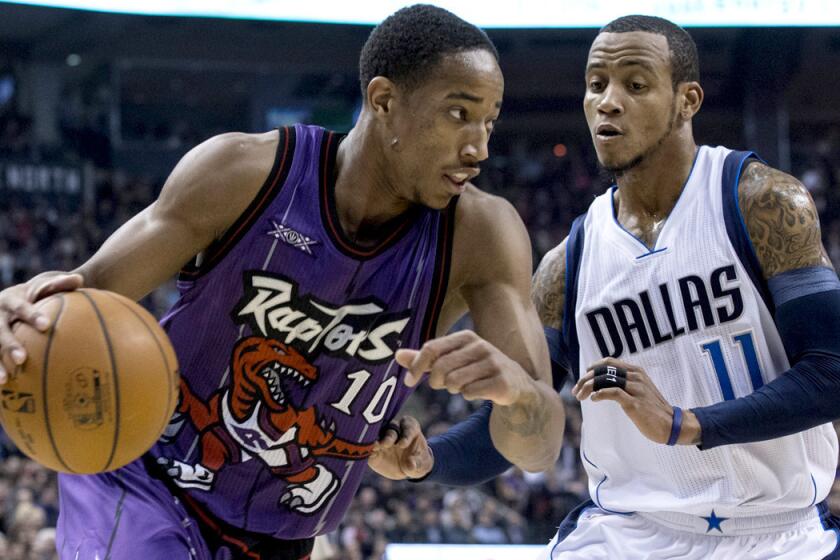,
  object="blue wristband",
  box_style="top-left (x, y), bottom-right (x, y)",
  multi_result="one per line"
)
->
top-left (667, 406), bottom-right (683, 446)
